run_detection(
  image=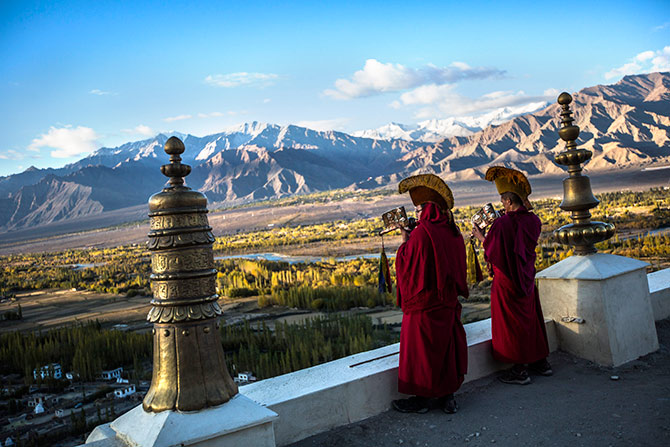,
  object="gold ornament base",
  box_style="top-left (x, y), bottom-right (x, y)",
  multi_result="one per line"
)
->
top-left (555, 222), bottom-right (616, 255)
top-left (143, 319), bottom-right (238, 412)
